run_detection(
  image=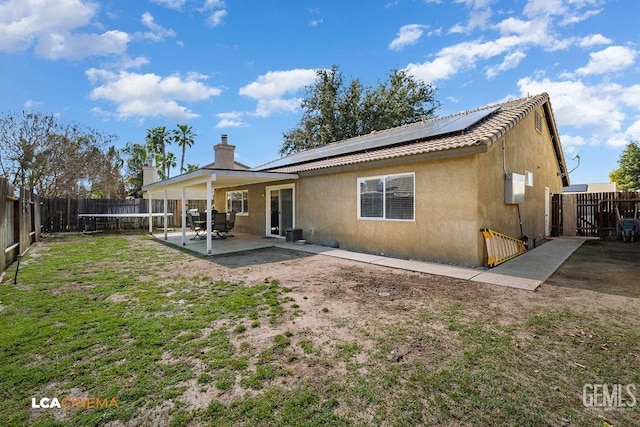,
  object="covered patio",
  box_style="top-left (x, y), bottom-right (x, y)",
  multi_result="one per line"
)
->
top-left (142, 167), bottom-right (298, 255)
